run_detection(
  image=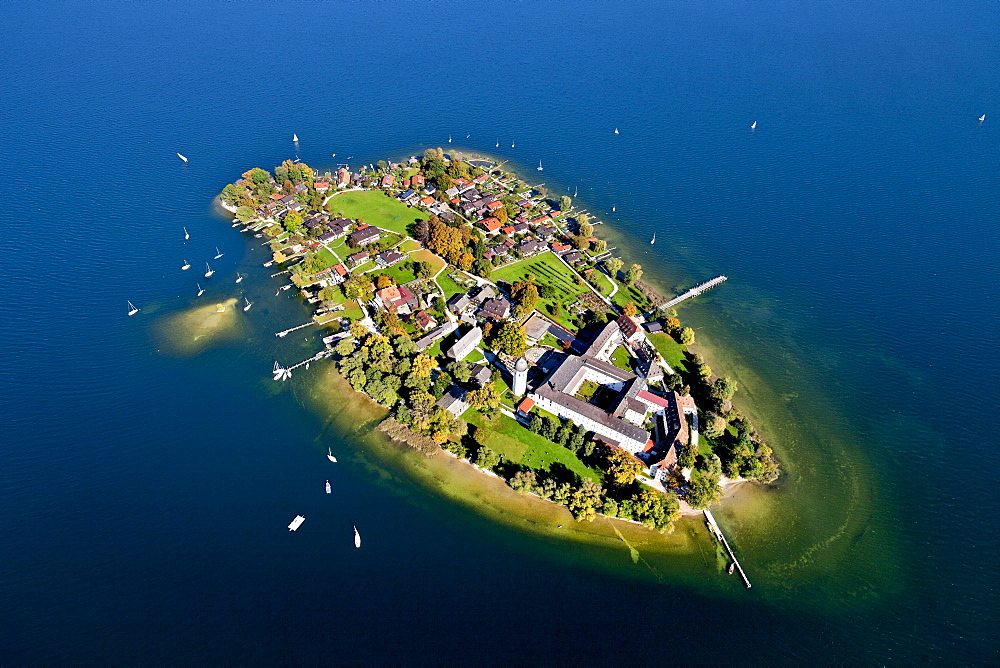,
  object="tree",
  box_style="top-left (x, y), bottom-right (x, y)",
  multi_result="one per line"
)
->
top-left (375, 274), bottom-right (395, 289)
top-left (605, 447), bottom-right (643, 485)
top-left (511, 470), bottom-right (538, 494)
top-left (686, 473), bottom-right (723, 509)
top-left (538, 284), bottom-right (557, 299)
top-left (568, 479), bottom-right (604, 522)
top-left (711, 377), bottom-right (737, 401)
top-left (559, 195), bottom-right (572, 211)
top-left (472, 259), bottom-right (492, 278)
top-left (623, 301), bottom-right (638, 317)
top-left (664, 317), bottom-right (681, 334)
top-left (475, 446), bottom-right (502, 470)
top-left (578, 222), bottom-right (594, 239)
top-left (468, 384), bottom-right (502, 418)
top-left (678, 327), bottom-right (695, 345)
top-left (412, 353), bottom-right (437, 378)
top-left (272, 250), bottom-right (288, 263)
top-left (284, 210), bottom-right (303, 233)
top-left (624, 263), bottom-right (643, 286)
top-left (449, 361), bottom-right (471, 384)
top-left (393, 335), bottom-right (418, 356)
top-left (343, 275), bottom-right (374, 301)
top-left (677, 446), bottom-right (697, 469)
top-left (605, 257), bottom-right (624, 279)
top-left (335, 339), bottom-right (357, 357)
top-left (511, 281), bottom-right (539, 319)
top-left (413, 261), bottom-right (433, 279)
top-left (593, 239), bottom-right (607, 254)
top-left (576, 212), bottom-right (590, 229)
top-left (703, 415), bottom-right (727, 439)
top-left (491, 322), bottom-right (527, 356)
top-left (458, 252), bottom-right (475, 271)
